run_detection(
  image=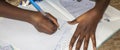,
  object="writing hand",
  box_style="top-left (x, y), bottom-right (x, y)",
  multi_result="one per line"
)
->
top-left (29, 12), bottom-right (59, 34)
